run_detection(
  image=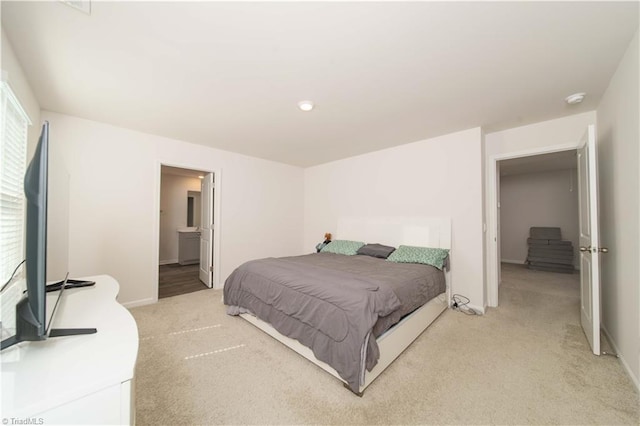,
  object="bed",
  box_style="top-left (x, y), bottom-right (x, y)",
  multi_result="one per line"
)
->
top-left (224, 216), bottom-right (451, 395)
